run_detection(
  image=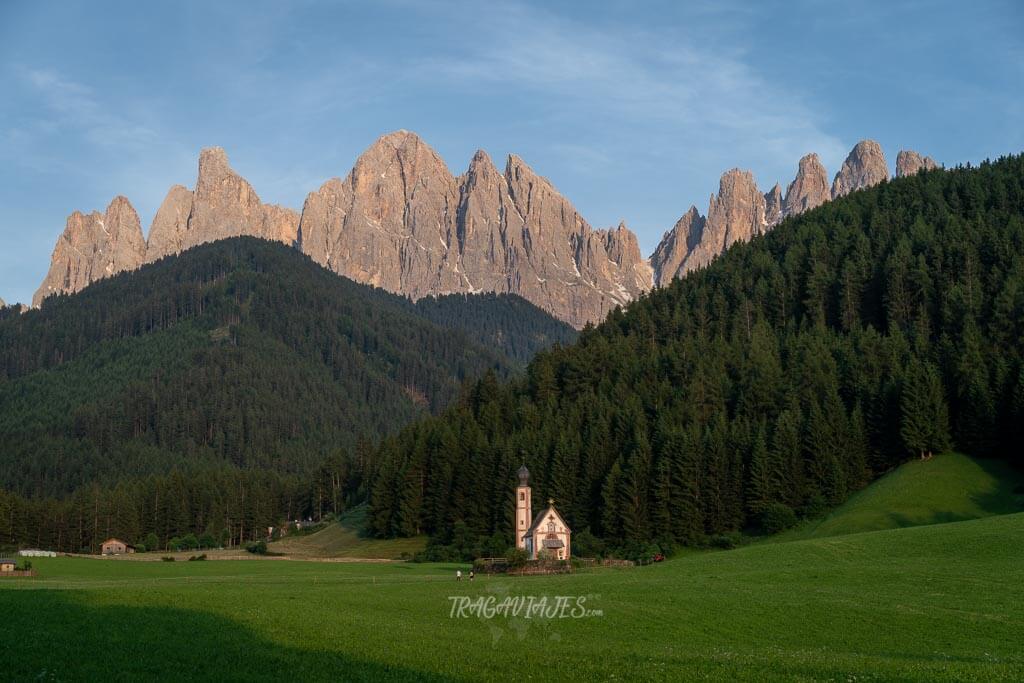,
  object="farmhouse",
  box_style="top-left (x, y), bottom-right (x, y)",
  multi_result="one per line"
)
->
top-left (515, 465), bottom-right (571, 560)
top-left (100, 538), bottom-right (134, 555)
top-left (0, 557), bottom-right (16, 572)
